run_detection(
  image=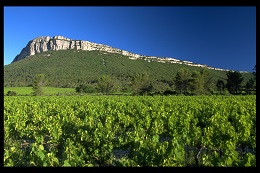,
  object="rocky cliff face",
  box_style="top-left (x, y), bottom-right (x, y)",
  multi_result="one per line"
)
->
top-left (12, 35), bottom-right (142, 63)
